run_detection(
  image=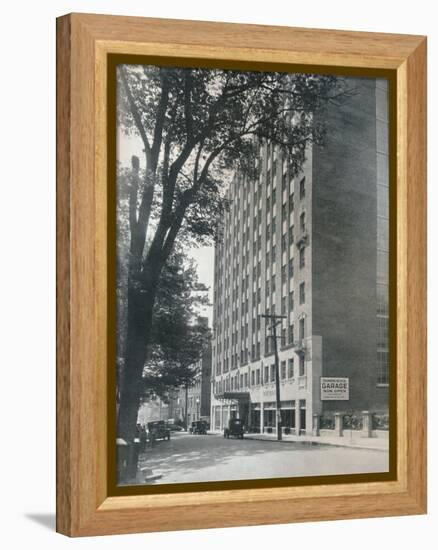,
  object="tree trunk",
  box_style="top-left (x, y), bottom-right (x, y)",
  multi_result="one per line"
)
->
top-left (116, 250), bottom-right (163, 481)
top-left (184, 382), bottom-right (189, 431)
